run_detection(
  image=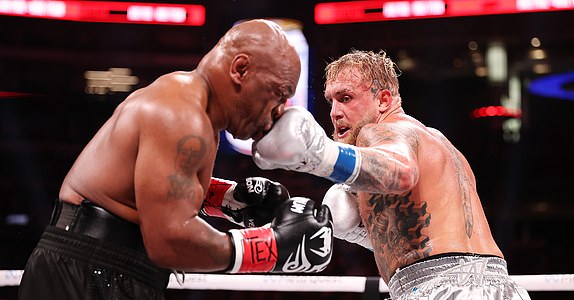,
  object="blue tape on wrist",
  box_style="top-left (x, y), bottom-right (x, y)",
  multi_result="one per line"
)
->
top-left (329, 145), bottom-right (357, 183)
